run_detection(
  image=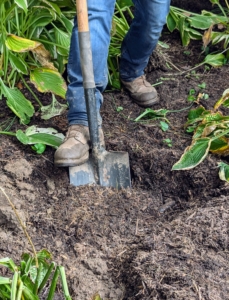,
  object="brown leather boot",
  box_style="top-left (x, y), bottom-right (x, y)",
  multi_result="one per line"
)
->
top-left (121, 75), bottom-right (158, 107)
top-left (54, 125), bottom-right (104, 167)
